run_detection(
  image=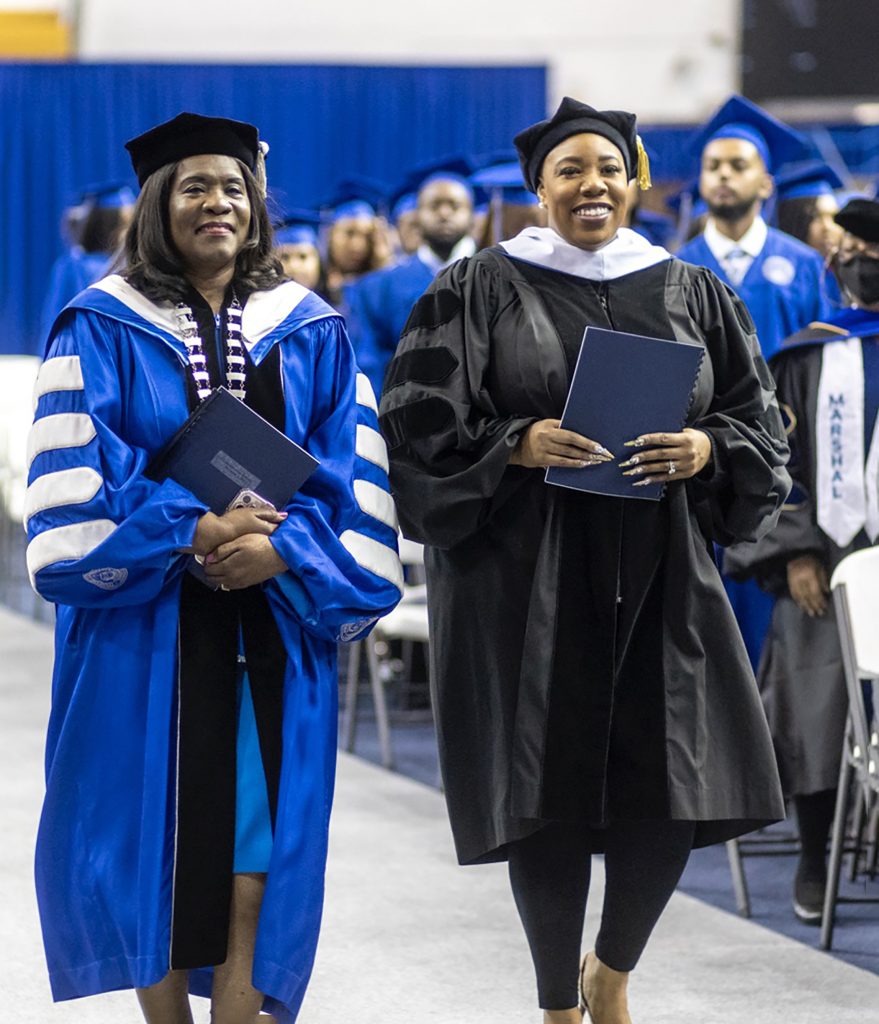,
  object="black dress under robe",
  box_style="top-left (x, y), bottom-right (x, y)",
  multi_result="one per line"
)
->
top-left (380, 249), bottom-right (791, 865)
